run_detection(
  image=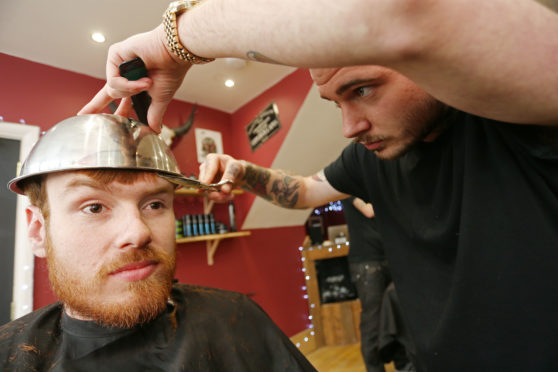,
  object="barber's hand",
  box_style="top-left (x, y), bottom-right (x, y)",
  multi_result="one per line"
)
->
top-left (352, 197), bottom-right (375, 218)
top-left (78, 24), bottom-right (191, 133)
top-left (199, 154), bottom-right (246, 202)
